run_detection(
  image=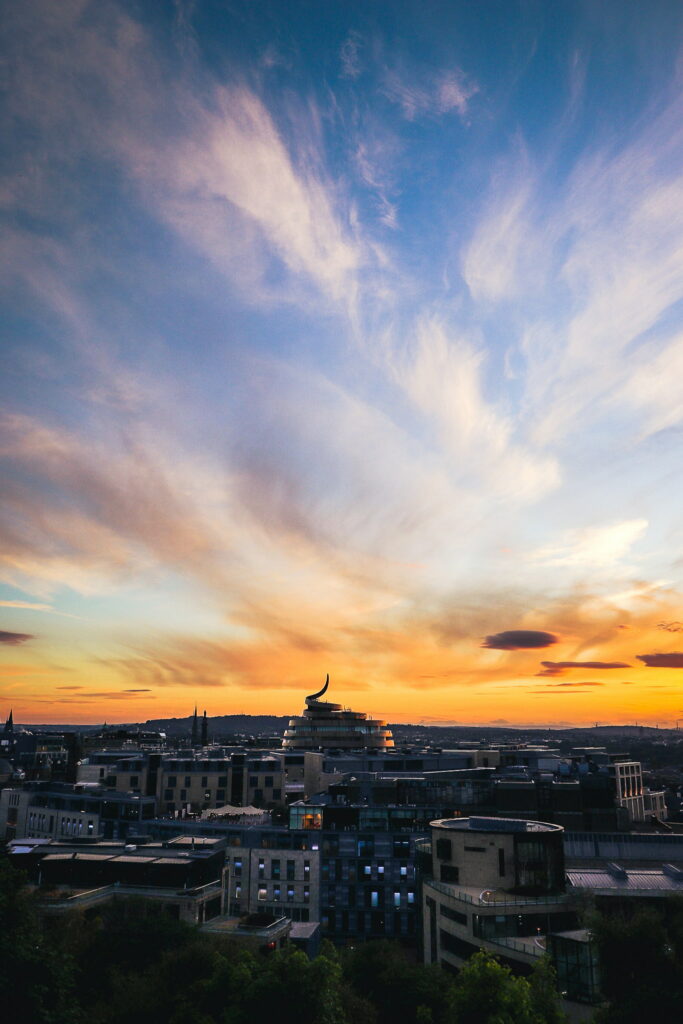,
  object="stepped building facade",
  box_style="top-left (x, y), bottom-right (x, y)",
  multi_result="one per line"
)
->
top-left (282, 677), bottom-right (394, 752)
